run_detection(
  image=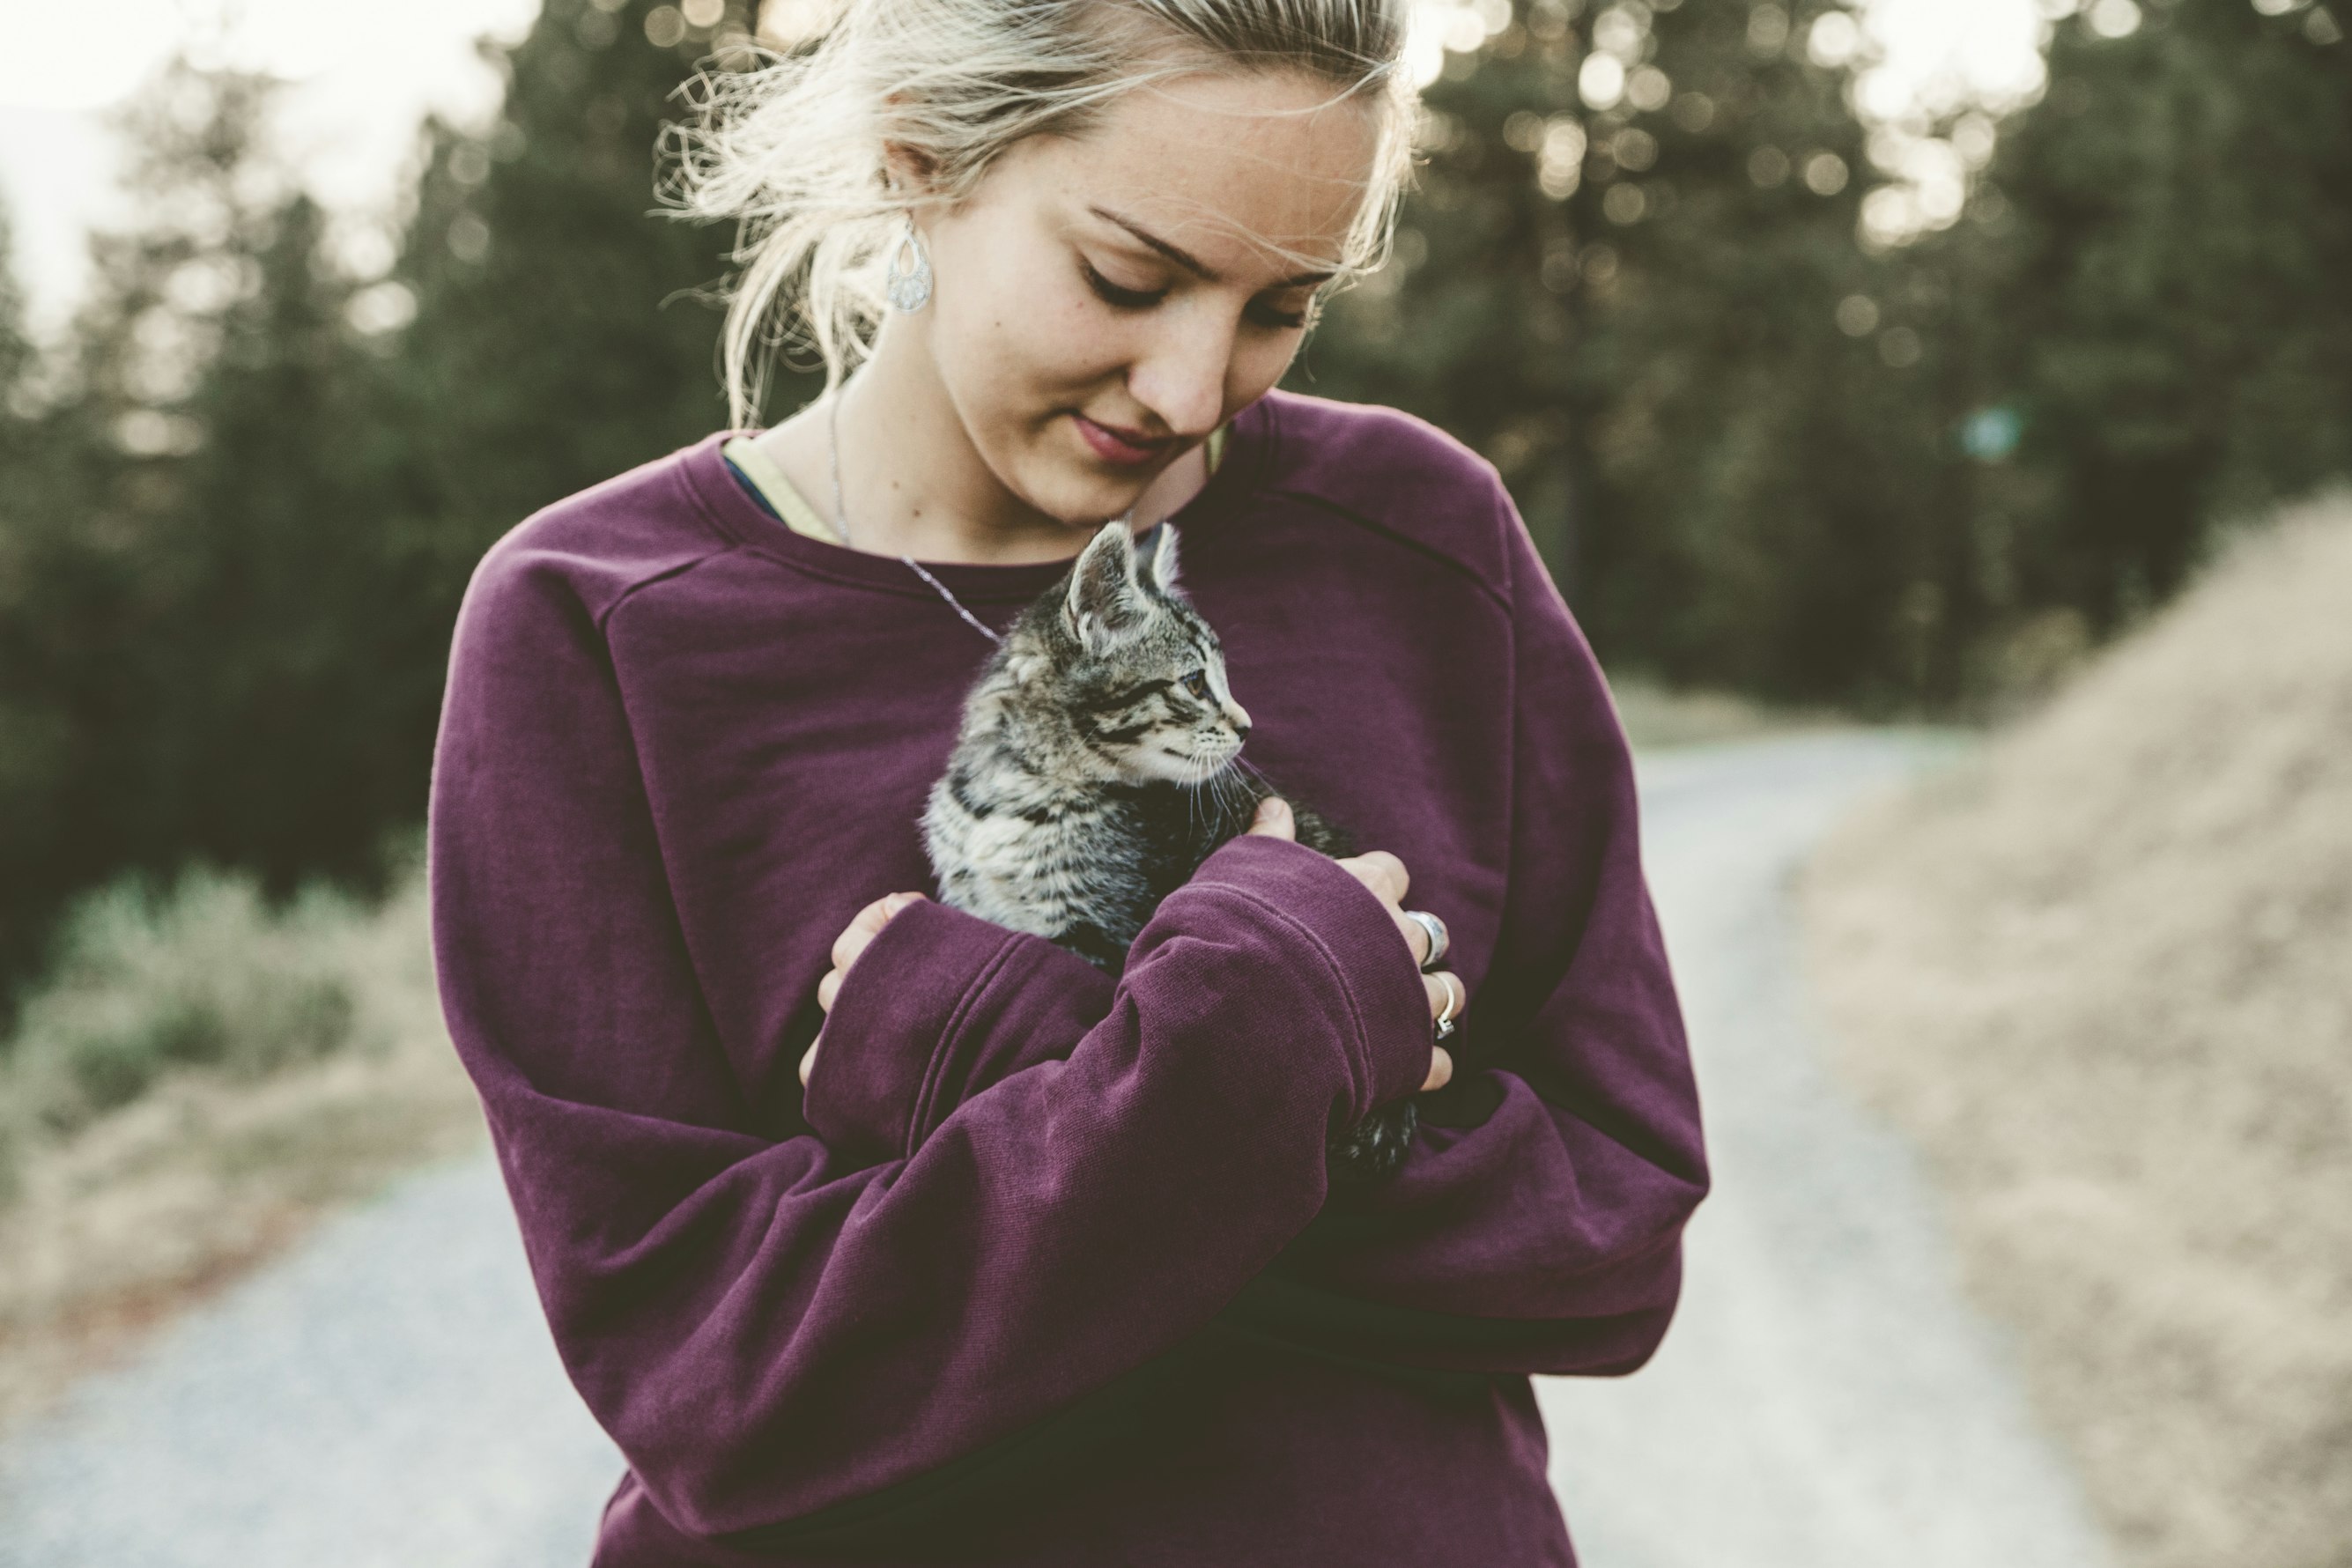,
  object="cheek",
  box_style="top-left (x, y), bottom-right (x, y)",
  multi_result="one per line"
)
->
top-left (933, 228), bottom-right (1128, 419)
top-left (1227, 331), bottom-right (1303, 410)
